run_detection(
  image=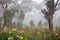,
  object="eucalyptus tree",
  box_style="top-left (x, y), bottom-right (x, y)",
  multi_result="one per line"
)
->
top-left (0, 0), bottom-right (7, 26)
top-left (38, 21), bottom-right (43, 28)
top-left (29, 20), bottom-right (35, 27)
top-left (41, 0), bottom-right (60, 31)
top-left (5, 9), bottom-right (18, 27)
top-left (0, 0), bottom-right (18, 27)
top-left (16, 10), bottom-right (25, 28)
top-left (10, 0), bottom-right (32, 27)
